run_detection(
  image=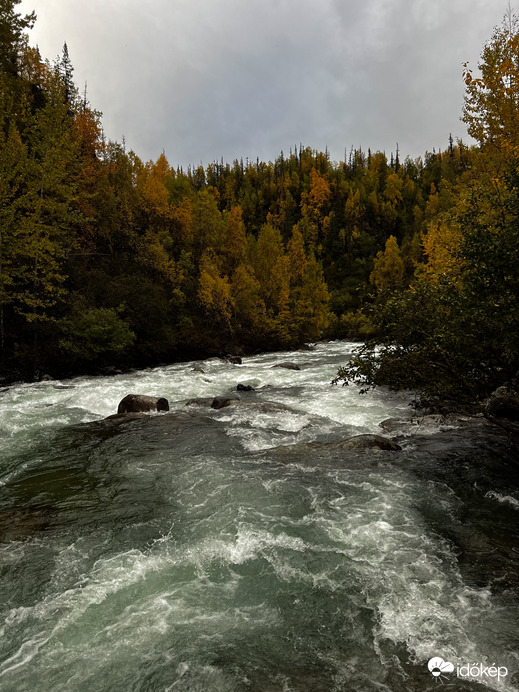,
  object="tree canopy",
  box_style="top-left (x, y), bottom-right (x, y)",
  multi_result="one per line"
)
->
top-left (1, 4), bottom-right (513, 393)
